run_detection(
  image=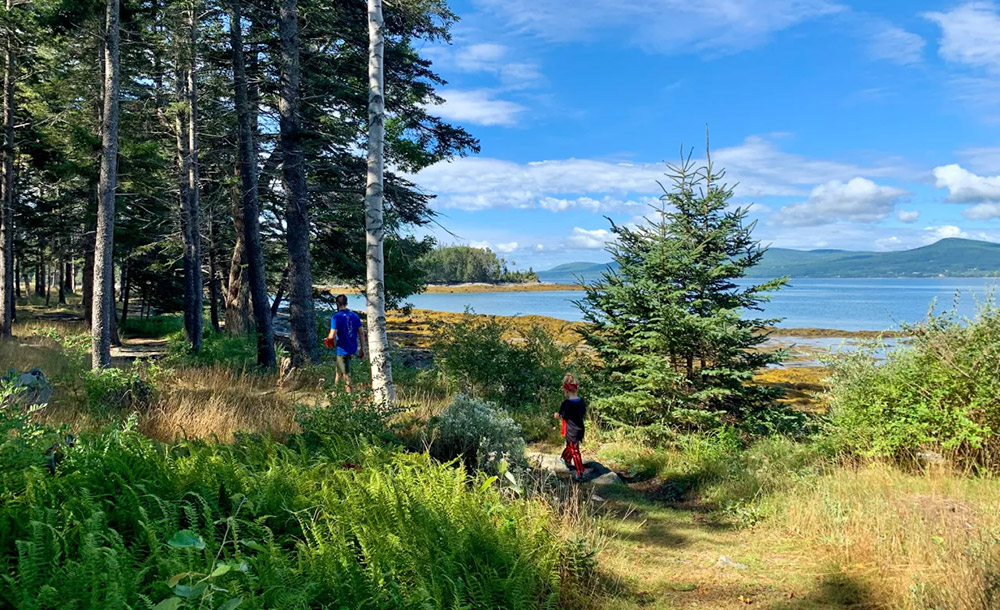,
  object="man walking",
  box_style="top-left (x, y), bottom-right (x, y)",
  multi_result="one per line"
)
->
top-left (325, 294), bottom-right (365, 393)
